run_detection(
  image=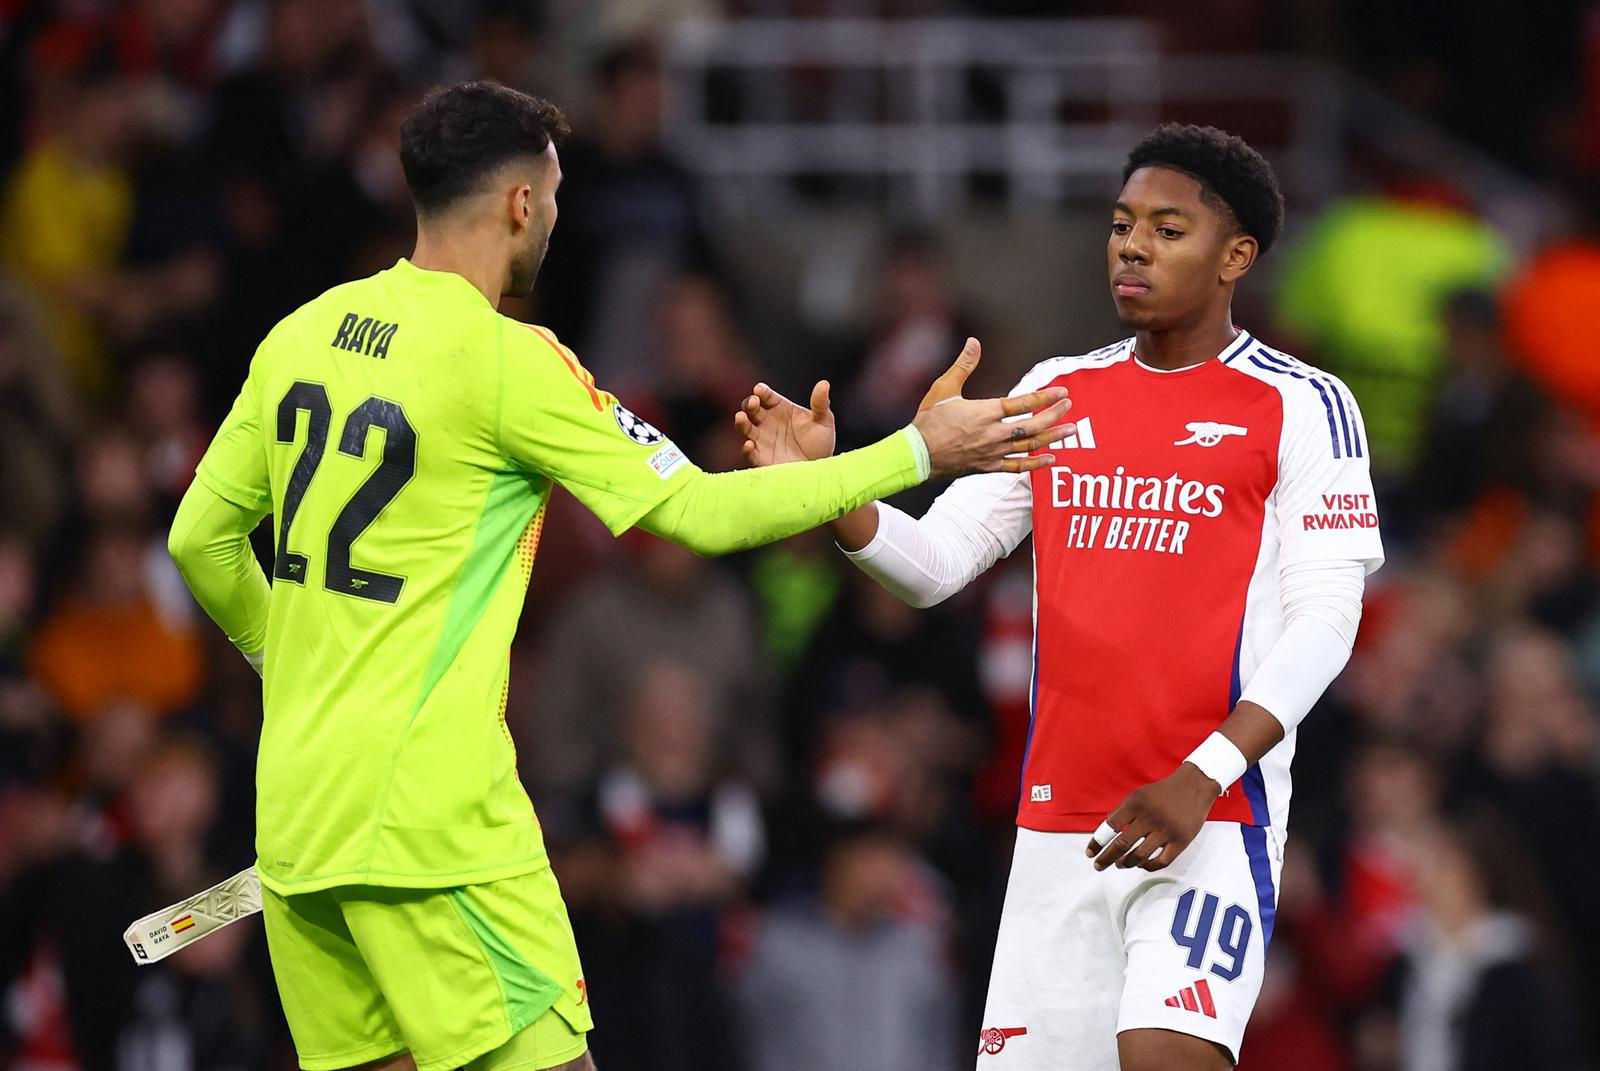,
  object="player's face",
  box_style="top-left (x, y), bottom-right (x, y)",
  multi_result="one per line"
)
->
top-left (1107, 167), bottom-right (1251, 332)
top-left (507, 144), bottom-right (562, 298)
